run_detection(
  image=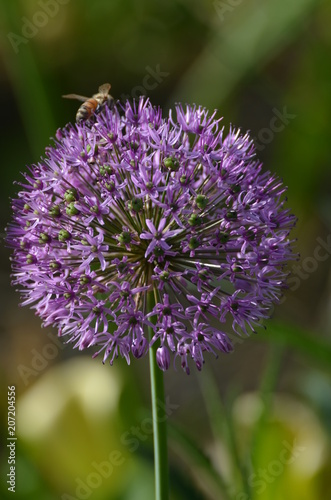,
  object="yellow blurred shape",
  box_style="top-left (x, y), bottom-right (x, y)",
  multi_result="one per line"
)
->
top-left (17, 357), bottom-right (121, 440)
